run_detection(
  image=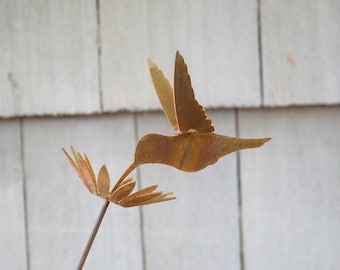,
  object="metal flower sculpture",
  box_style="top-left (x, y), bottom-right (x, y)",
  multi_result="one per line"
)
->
top-left (63, 51), bottom-right (270, 269)
top-left (63, 146), bottom-right (175, 207)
